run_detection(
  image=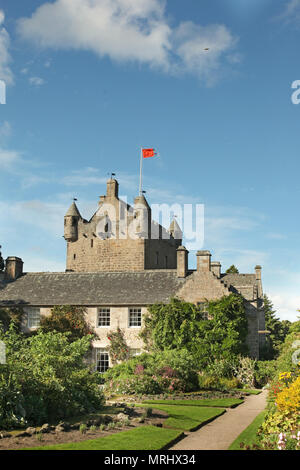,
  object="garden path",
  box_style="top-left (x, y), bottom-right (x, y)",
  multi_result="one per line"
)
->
top-left (170, 389), bottom-right (268, 450)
